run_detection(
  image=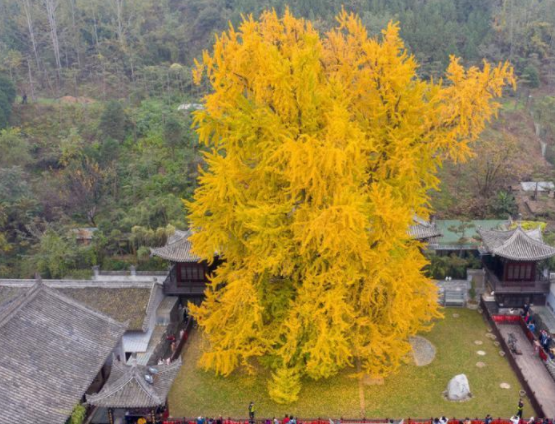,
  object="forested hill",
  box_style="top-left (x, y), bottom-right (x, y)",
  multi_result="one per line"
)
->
top-left (1, 0), bottom-right (554, 98)
top-left (1, 0), bottom-right (555, 278)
